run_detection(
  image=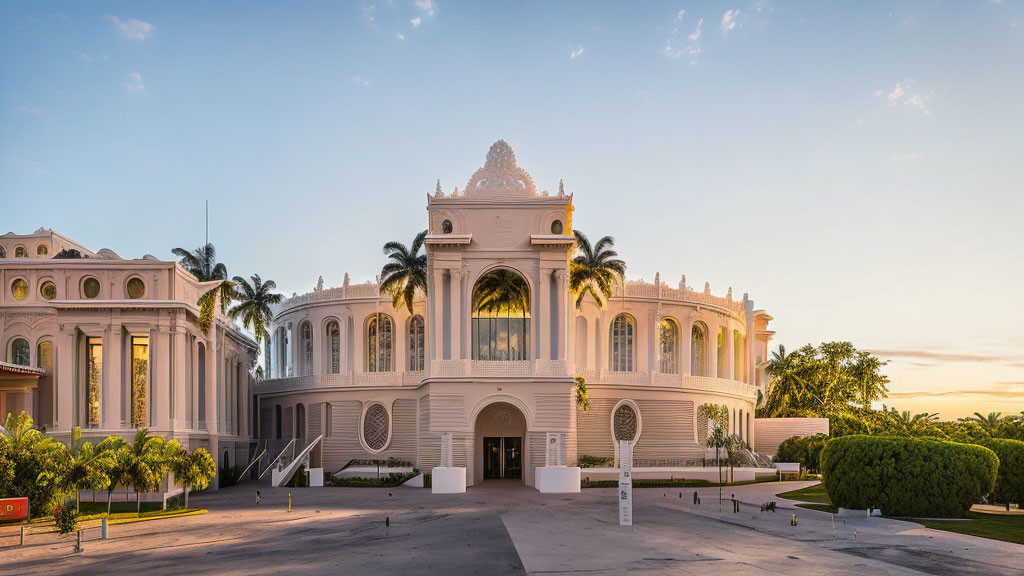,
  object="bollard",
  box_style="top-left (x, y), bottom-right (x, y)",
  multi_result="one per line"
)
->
top-left (74, 530), bottom-right (83, 553)
top-left (385, 516), bottom-right (390, 536)
top-left (101, 517), bottom-right (108, 540)
top-left (791, 513), bottom-right (798, 526)
top-left (20, 526), bottom-right (25, 546)
top-left (287, 491), bottom-right (292, 513)
top-left (693, 491), bottom-right (698, 505)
